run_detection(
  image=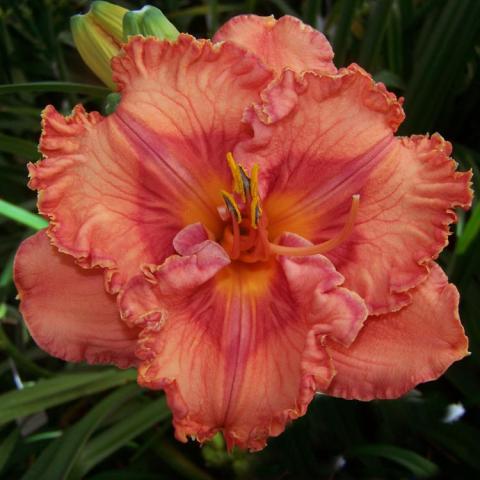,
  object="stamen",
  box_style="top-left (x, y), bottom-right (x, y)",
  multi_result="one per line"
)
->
top-left (221, 190), bottom-right (242, 223)
top-left (250, 164), bottom-right (259, 199)
top-left (230, 216), bottom-right (241, 259)
top-left (238, 165), bottom-right (251, 199)
top-left (247, 220), bottom-right (270, 262)
top-left (226, 152), bottom-right (245, 200)
top-left (250, 196), bottom-right (262, 229)
top-left (220, 156), bottom-right (268, 262)
top-left (269, 195), bottom-right (360, 257)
